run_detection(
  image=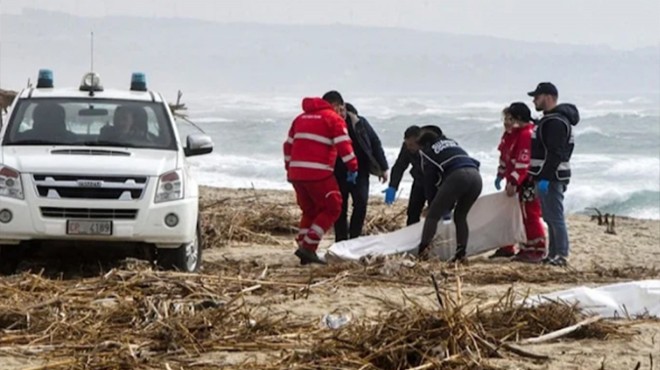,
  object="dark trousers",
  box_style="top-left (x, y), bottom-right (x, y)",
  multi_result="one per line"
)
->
top-left (420, 167), bottom-right (483, 249)
top-left (406, 180), bottom-right (427, 225)
top-left (334, 172), bottom-right (370, 242)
